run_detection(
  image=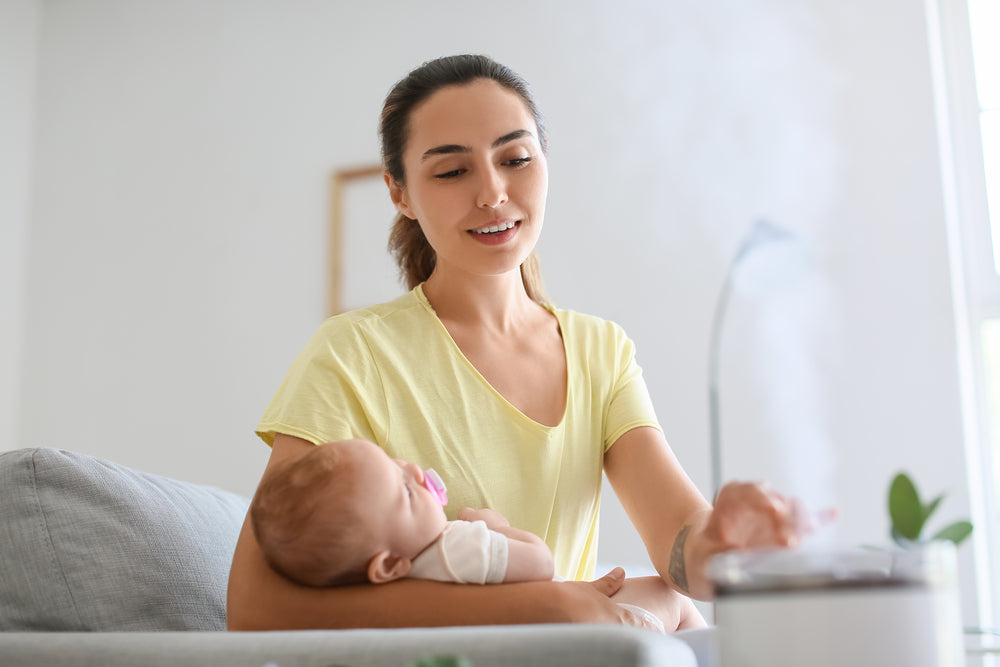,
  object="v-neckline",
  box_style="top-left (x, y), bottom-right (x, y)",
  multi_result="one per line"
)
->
top-left (414, 284), bottom-right (569, 429)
